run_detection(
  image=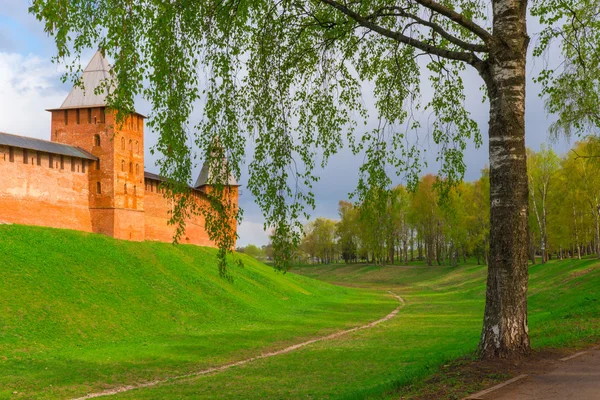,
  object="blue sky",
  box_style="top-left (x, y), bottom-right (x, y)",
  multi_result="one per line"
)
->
top-left (0, 3), bottom-right (571, 246)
